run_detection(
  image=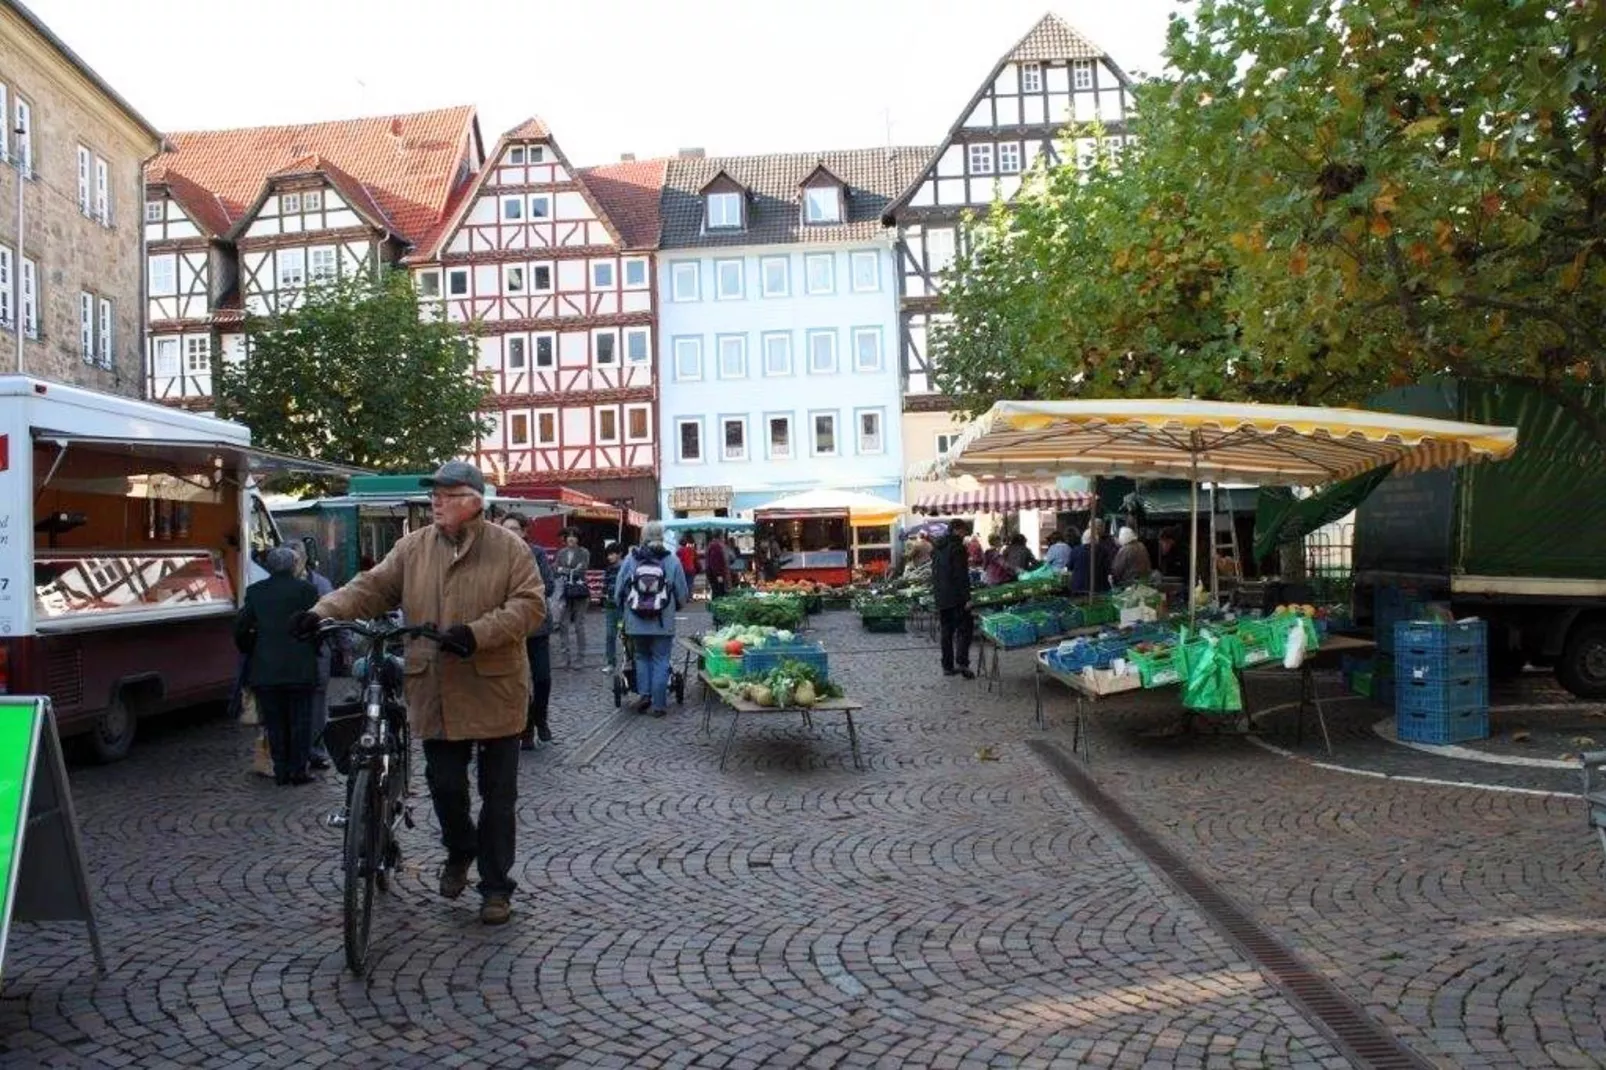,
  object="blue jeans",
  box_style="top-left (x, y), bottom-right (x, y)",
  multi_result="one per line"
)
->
top-left (632, 634), bottom-right (674, 711)
top-left (604, 607), bottom-right (622, 667)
